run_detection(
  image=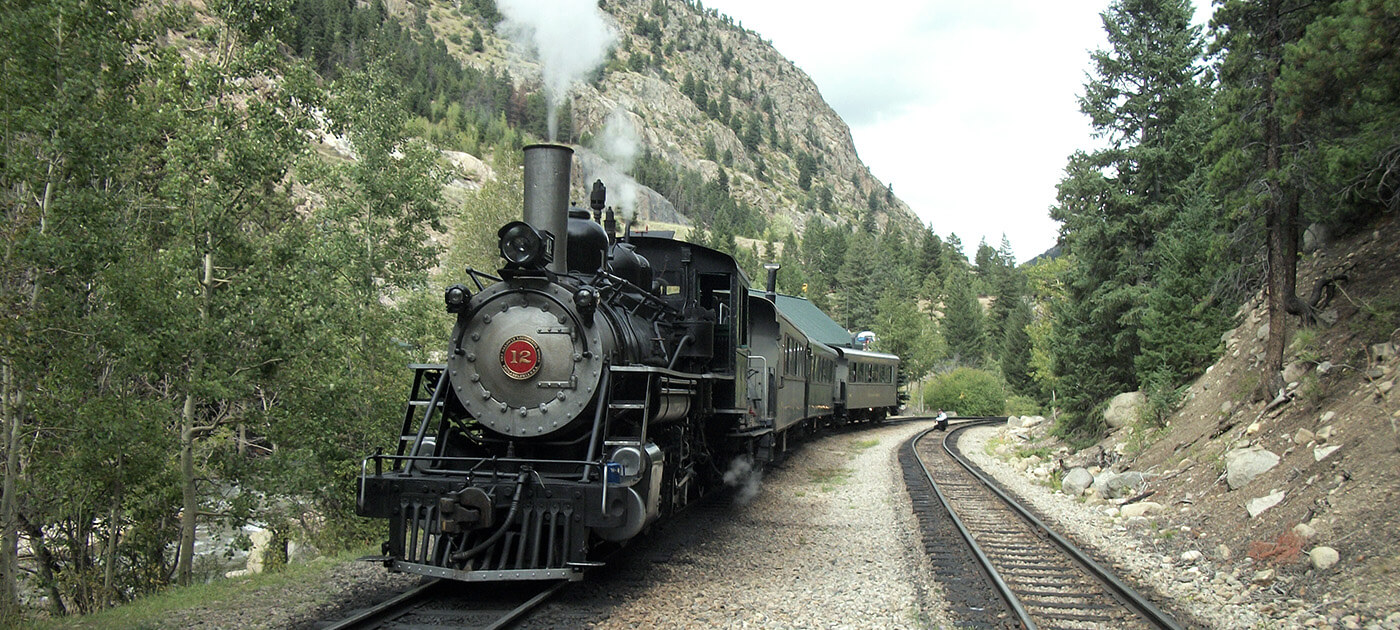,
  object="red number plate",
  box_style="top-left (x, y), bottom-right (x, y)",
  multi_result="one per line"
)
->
top-left (501, 336), bottom-right (541, 380)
